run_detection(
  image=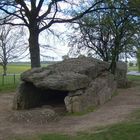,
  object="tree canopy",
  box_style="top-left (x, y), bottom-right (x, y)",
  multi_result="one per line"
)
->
top-left (68, 0), bottom-right (139, 73)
